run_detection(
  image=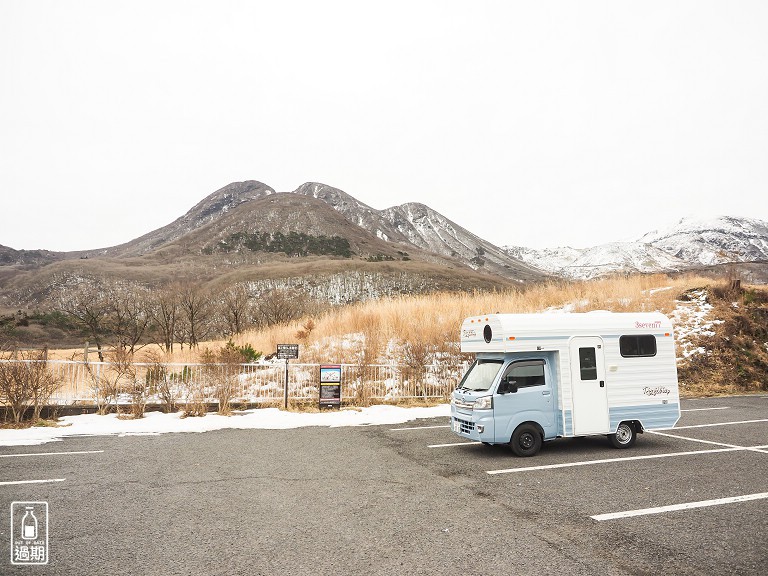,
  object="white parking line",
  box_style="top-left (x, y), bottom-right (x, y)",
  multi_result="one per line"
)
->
top-left (680, 407), bottom-right (729, 412)
top-left (0, 479), bottom-right (65, 486)
top-left (390, 425), bottom-right (450, 431)
top-left (591, 492), bottom-right (768, 521)
top-left (487, 447), bottom-right (743, 475)
top-left (428, 441), bottom-right (482, 448)
top-left (0, 450), bottom-right (104, 459)
top-left (657, 418), bottom-right (768, 430)
top-left (648, 431), bottom-right (768, 454)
